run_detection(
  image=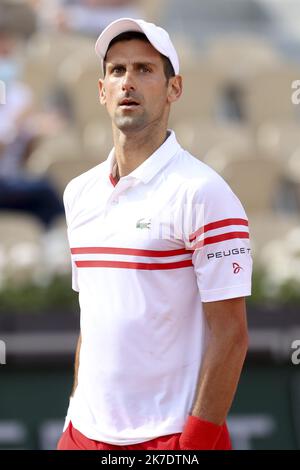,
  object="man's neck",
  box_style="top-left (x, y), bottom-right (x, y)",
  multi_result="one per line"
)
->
top-left (112, 125), bottom-right (168, 180)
